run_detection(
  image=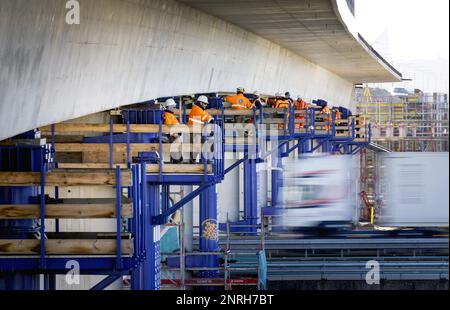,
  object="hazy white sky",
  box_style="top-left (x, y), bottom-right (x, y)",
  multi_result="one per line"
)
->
top-left (356, 0), bottom-right (449, 94)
